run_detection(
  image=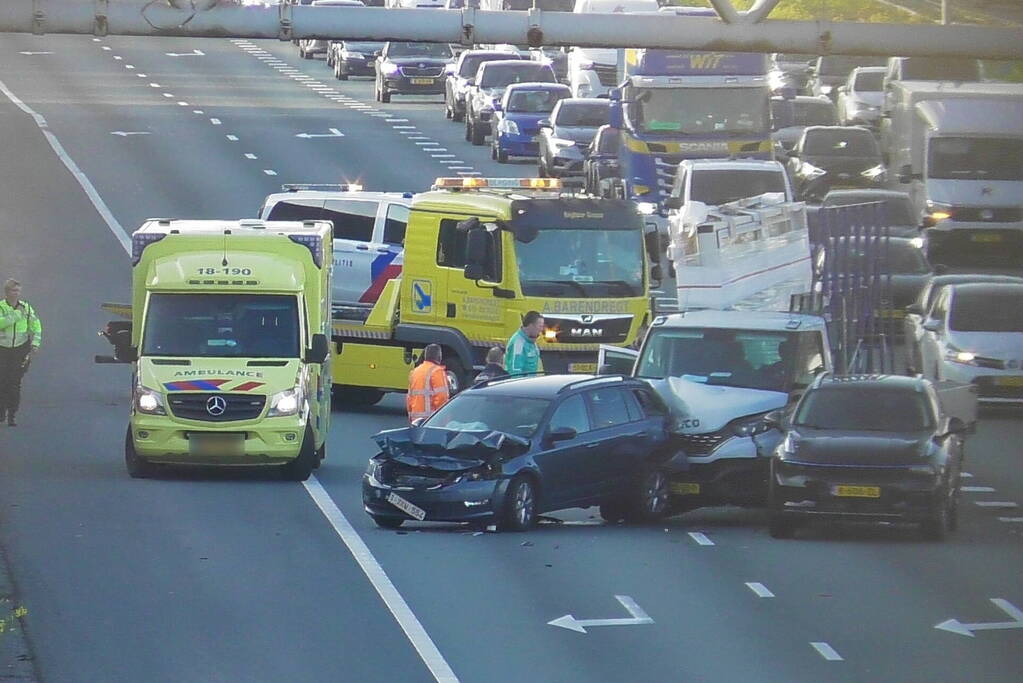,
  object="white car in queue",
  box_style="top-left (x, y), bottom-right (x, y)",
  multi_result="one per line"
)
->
top-left (913, 282), bottom-right (1023, 404)
top-left (259, 185), bottom-right (413, 321)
